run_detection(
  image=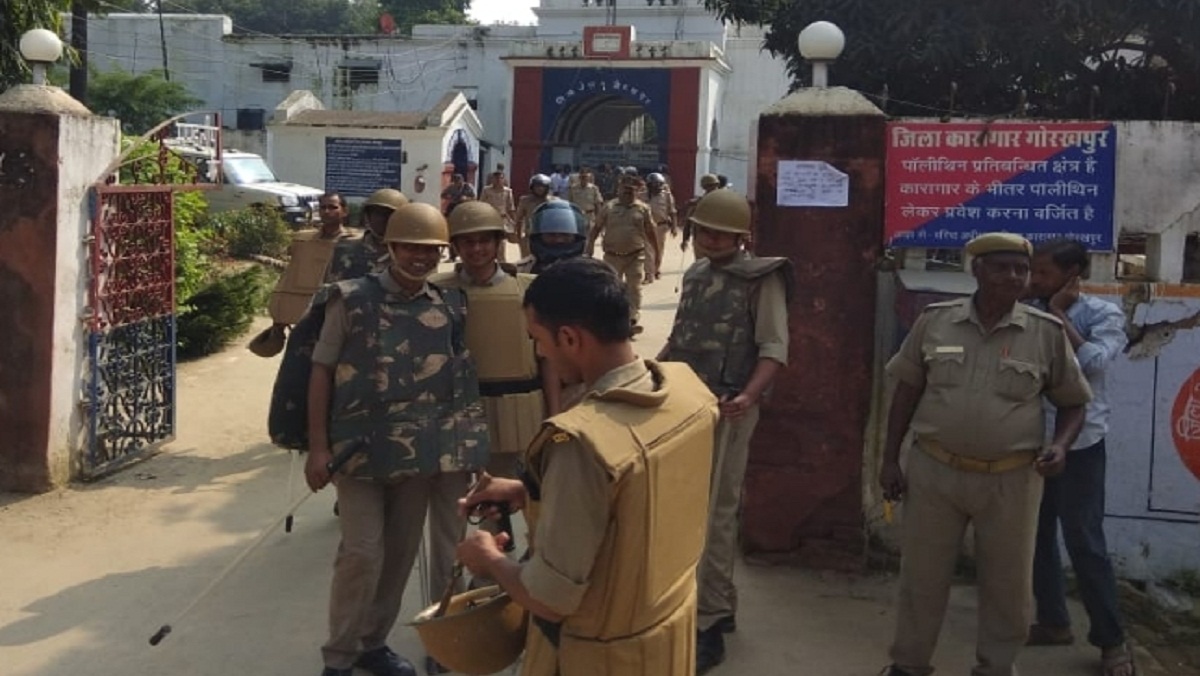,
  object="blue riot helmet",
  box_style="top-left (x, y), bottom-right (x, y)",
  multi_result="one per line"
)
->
top-left (529, 201), bottom-right (588, 272)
